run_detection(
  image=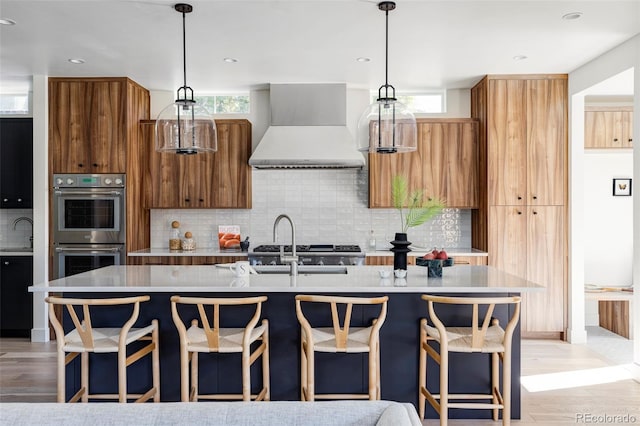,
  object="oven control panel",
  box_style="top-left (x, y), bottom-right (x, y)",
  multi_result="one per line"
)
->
top-left (53, 174), bottom-right (126, 188)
